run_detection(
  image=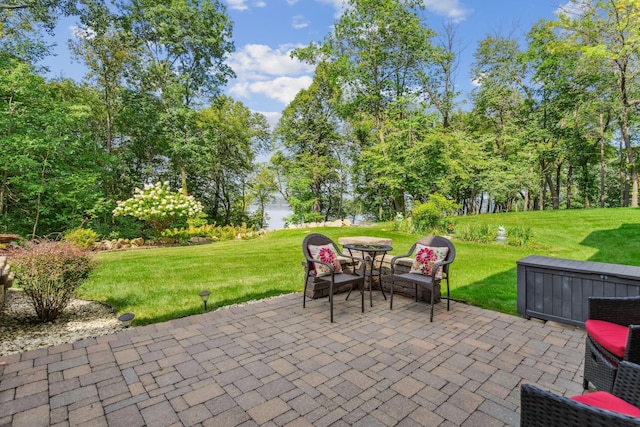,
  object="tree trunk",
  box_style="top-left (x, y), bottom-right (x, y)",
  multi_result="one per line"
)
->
top-left (566, 165), bottom-right (573, 209)
top-left (0, 169), bottom-right (7, 216)
top-left (599, 112), bottom-right (607, 208)
top-left (540, 177), bottom-right (546, 211)
top-left (181, 164), bottom-right (188, 197)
